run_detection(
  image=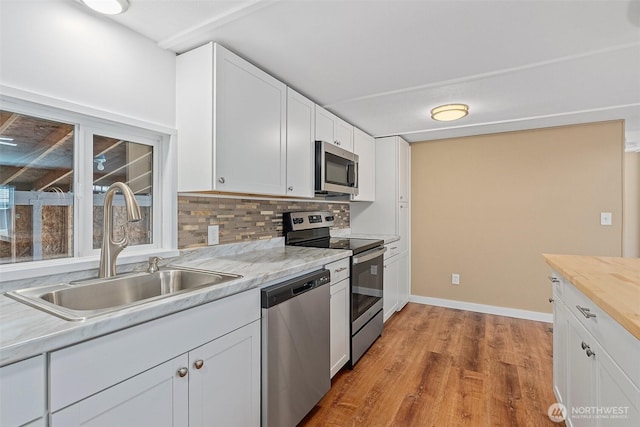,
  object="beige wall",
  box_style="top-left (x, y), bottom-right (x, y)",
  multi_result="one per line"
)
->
top-left (411, 121), bottom-right (624, 314)
top-left (624, 152), bottom-right (640, 257)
